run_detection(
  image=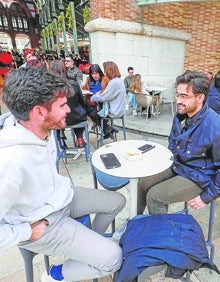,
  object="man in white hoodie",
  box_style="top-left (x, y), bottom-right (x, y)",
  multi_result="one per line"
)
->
top-left (0, 67), bottom-right (126, 282)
